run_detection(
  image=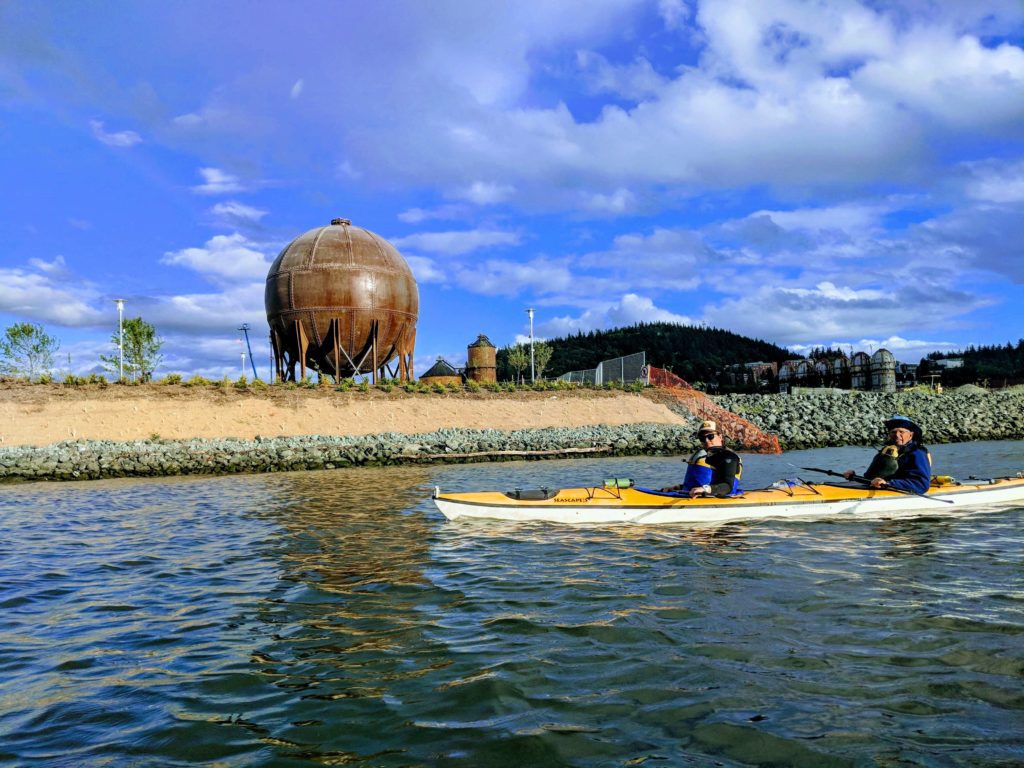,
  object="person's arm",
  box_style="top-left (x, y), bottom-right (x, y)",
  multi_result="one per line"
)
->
top-left (880, 449), bottom-right (931, 494)
top-left (708, 451), bottom-right (740, 497)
